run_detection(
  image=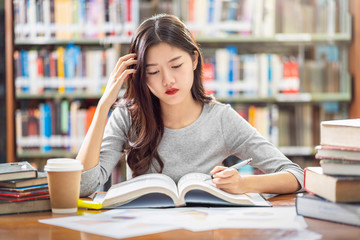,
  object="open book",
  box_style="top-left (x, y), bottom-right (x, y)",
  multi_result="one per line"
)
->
top-left (93, 173), bottom-right (271, 208)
